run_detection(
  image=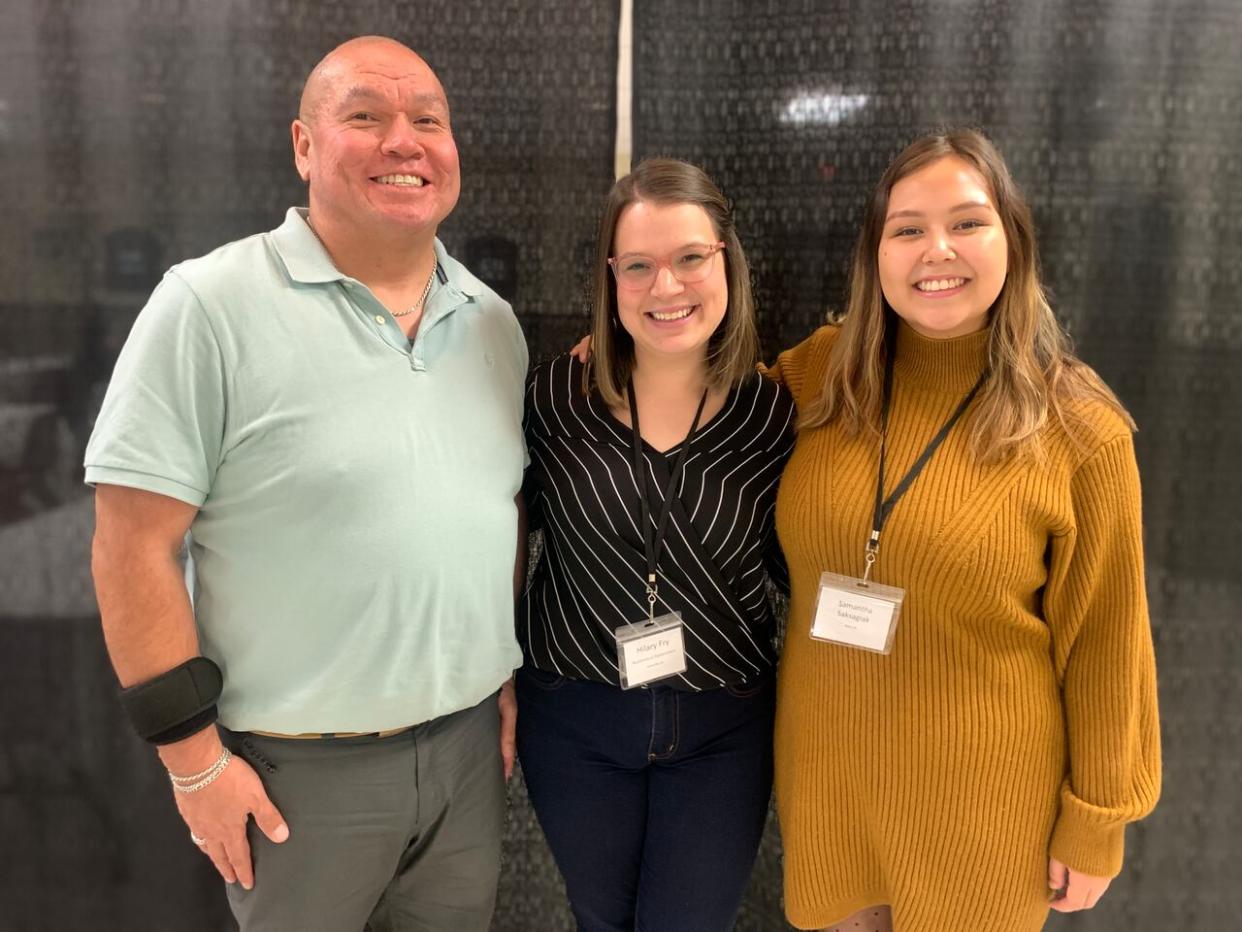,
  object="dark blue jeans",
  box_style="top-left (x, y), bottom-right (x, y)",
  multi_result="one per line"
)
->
top-left (515, 666), bottom-right (775, 932)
